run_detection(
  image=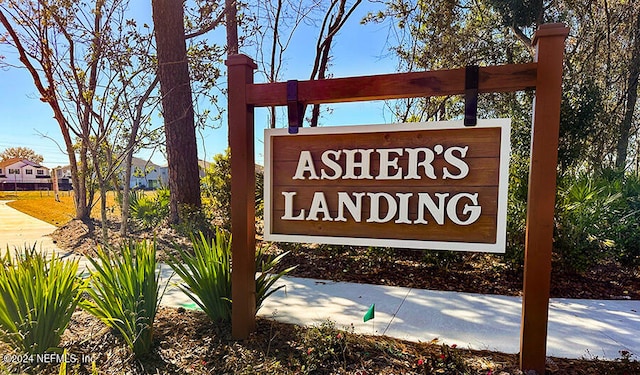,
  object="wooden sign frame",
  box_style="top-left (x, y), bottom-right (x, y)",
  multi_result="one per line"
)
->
top-left (263, 120), bottom-right (511, 253)
top-left (226, 23), bottom-right (569, 374)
